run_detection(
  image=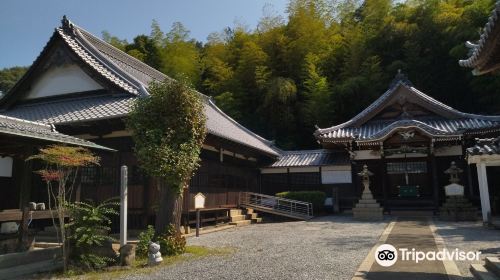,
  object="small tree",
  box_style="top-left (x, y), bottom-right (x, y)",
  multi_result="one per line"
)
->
top-left (29, 145), bottom-right (100, 272)
top-left (127, 79), bottom-right (206, 235)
